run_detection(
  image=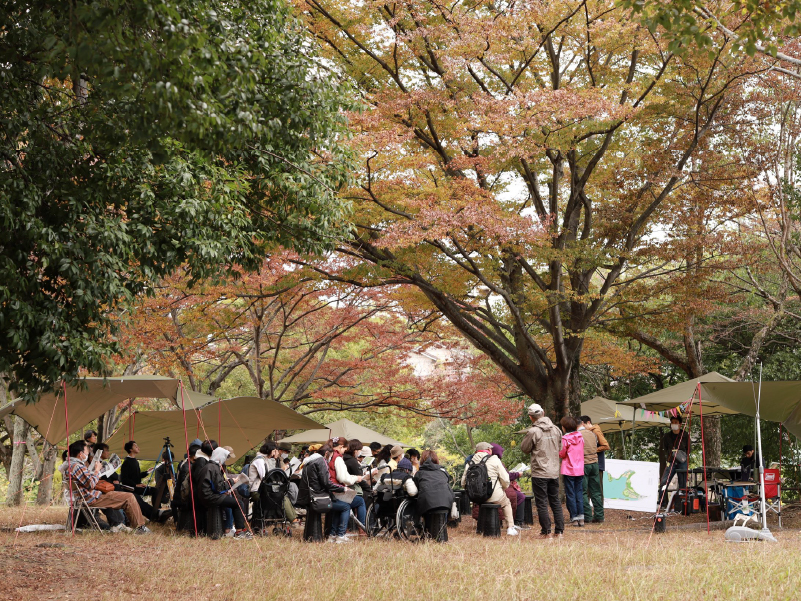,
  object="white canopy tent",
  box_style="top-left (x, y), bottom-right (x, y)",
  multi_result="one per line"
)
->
top-left (0, 376), bottom-right (214, 445)
top-left (278, 417), bottom-right (408, 448)
top-left (105, 397), bottom-right (321, 460)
